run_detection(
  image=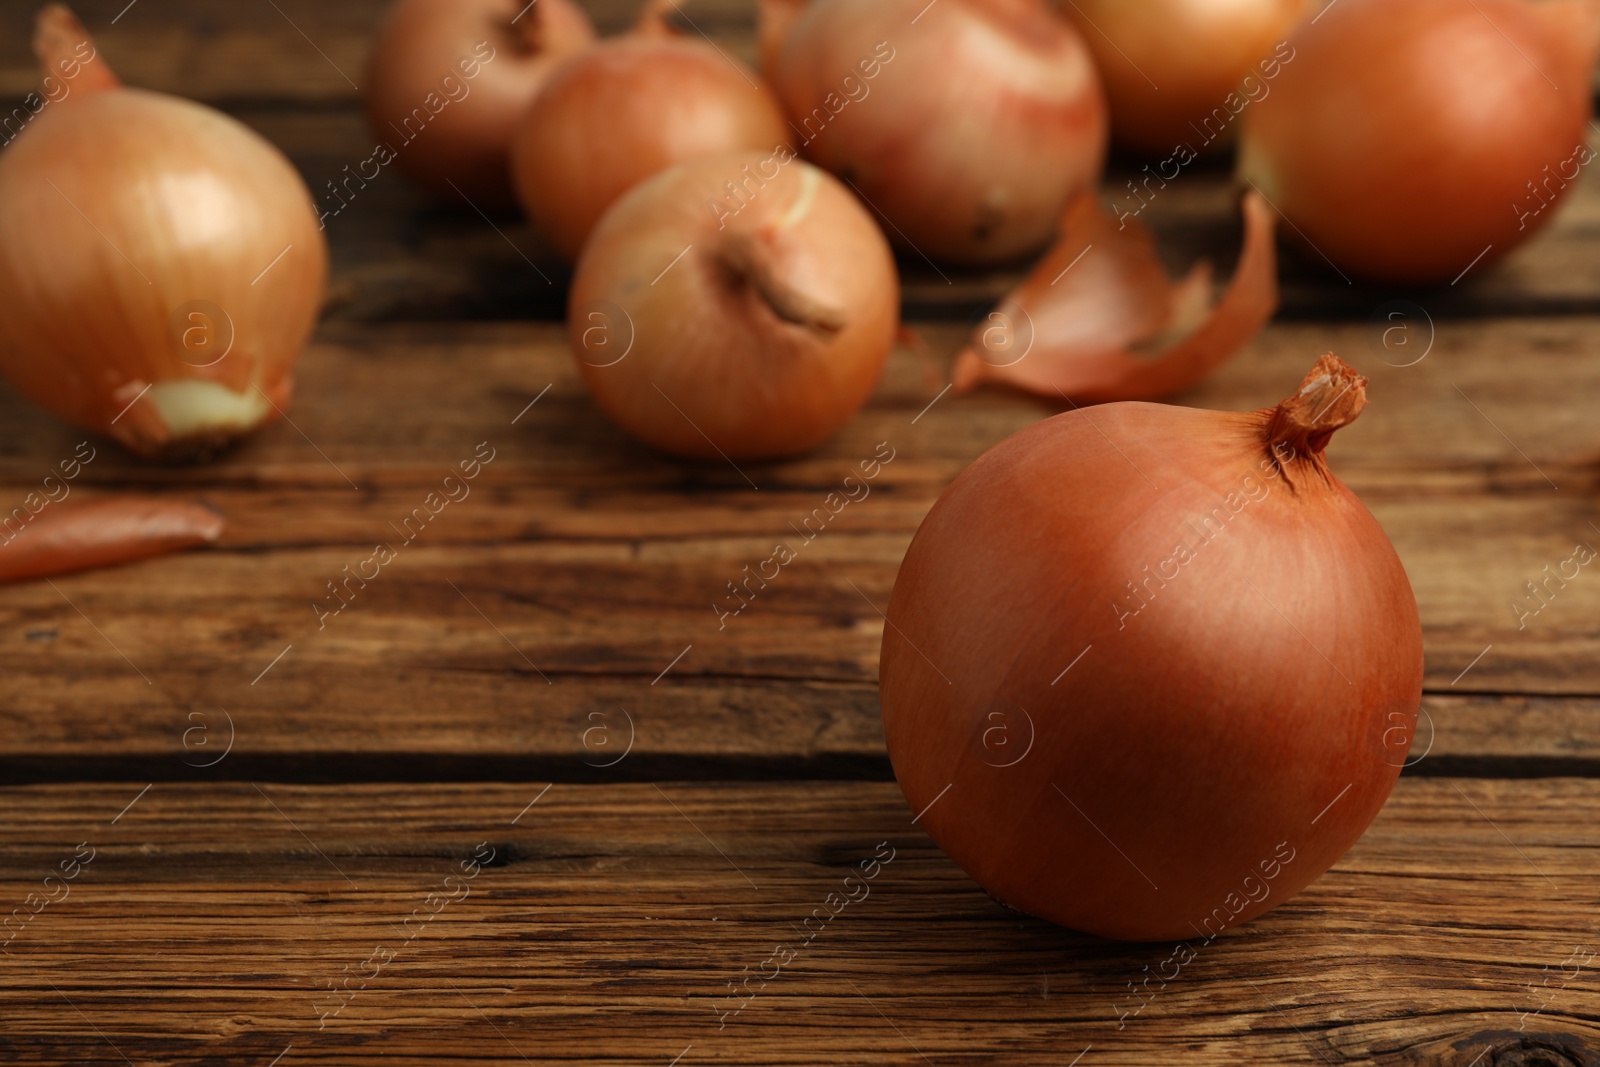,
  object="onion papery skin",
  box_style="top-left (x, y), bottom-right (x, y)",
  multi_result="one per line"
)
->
top-left (0, 496), bottom-right (224, 583)
top-left (880, 357), bottom-right (1422, 941)
top-left (771, 0), bottom-right (1106, 266)
top-left (0, 86), bottom-right (327, 459)
top-left (1237, 0), bottom-right (1600, 284)
top-left (364, 0), bottom-right (596, 206)
top-left (511, 37), bottom-right (790, 261)
top-left (1065, 0), bottom-right (1306, 157)
top-left (568, 152), bottom-right (898, 460)
top-left (950, 190), bottom-right (1278, 402)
